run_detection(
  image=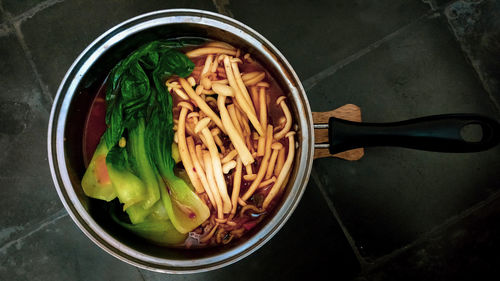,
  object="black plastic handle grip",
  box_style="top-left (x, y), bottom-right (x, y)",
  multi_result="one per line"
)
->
top-left (328, 114), bottom-right (500, 154)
